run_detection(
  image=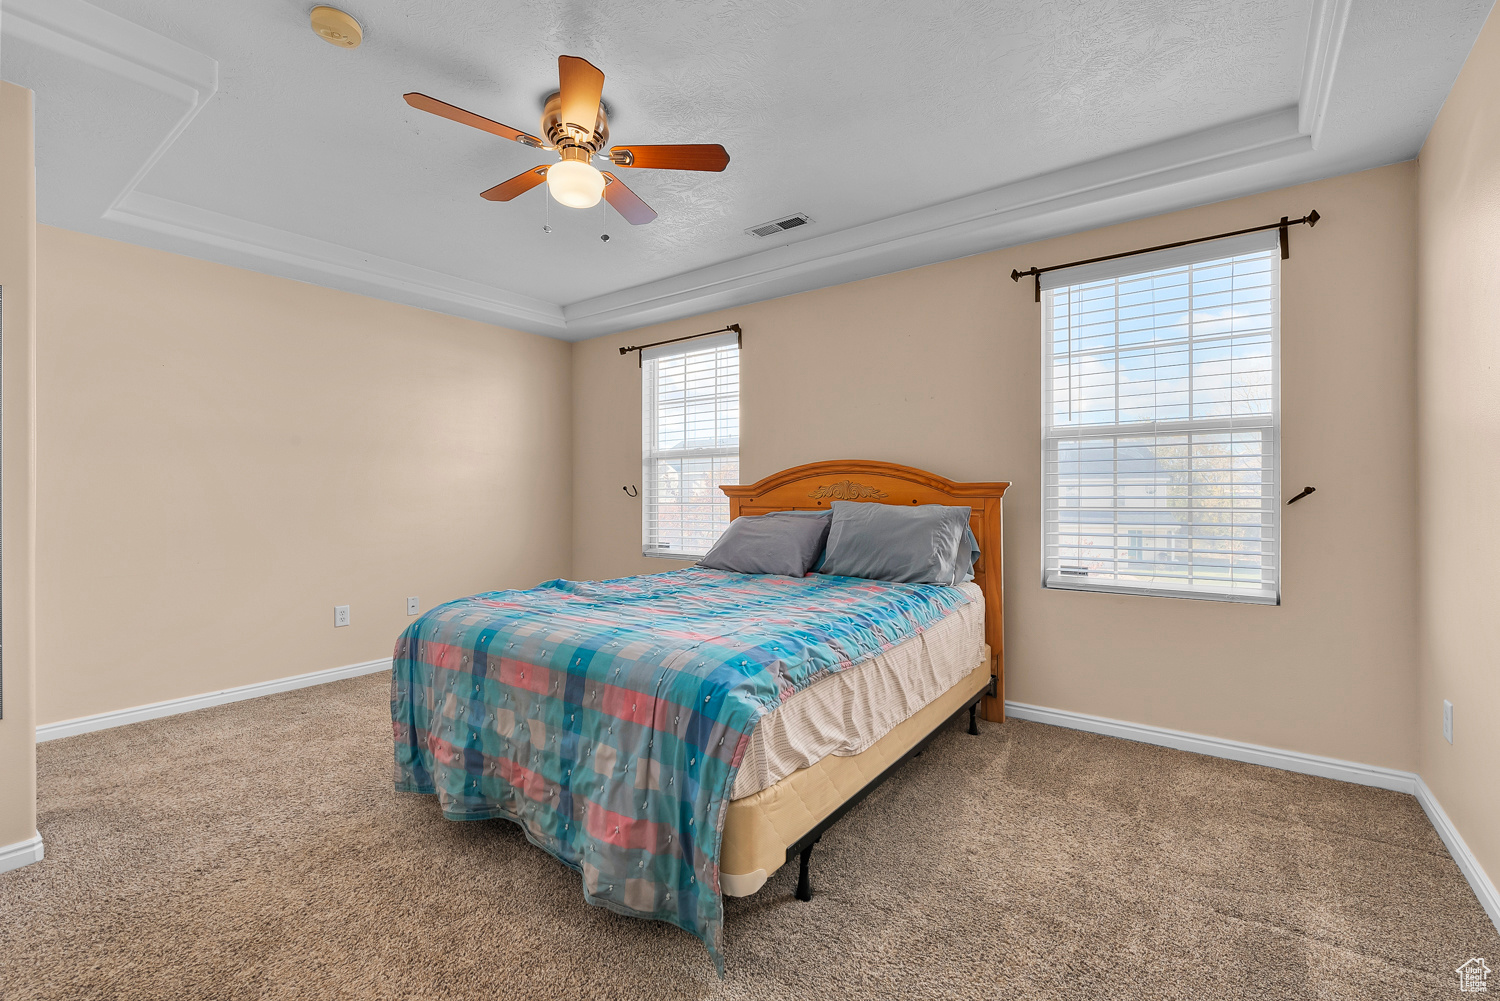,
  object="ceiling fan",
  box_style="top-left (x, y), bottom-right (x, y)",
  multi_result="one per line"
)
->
top-left (404, 56), bottom-right (730, 226)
